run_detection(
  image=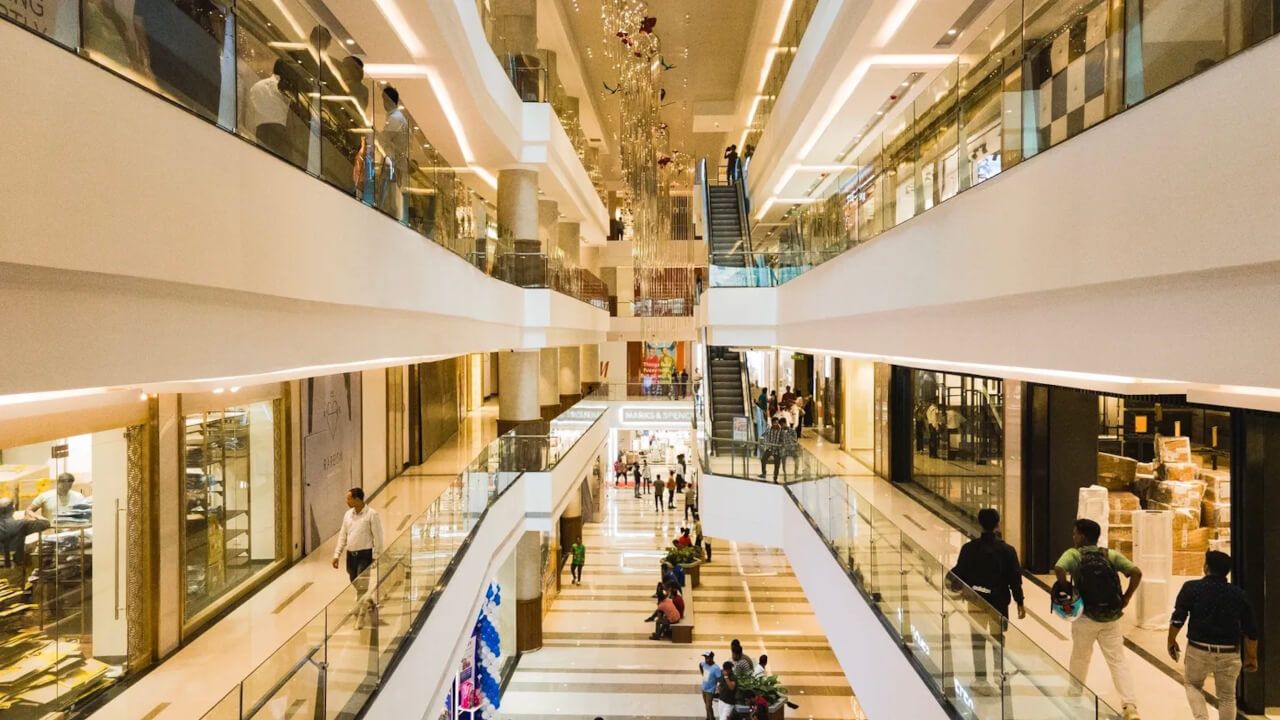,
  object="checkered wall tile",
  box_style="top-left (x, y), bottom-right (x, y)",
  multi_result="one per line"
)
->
top-left (1029, 2), bottom-right (1110, 149)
